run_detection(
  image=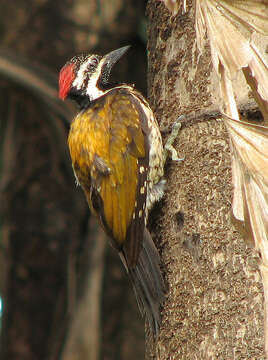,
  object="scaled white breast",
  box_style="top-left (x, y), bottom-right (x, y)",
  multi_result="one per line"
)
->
top-left (131, 95), bottom-right (165, 211)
